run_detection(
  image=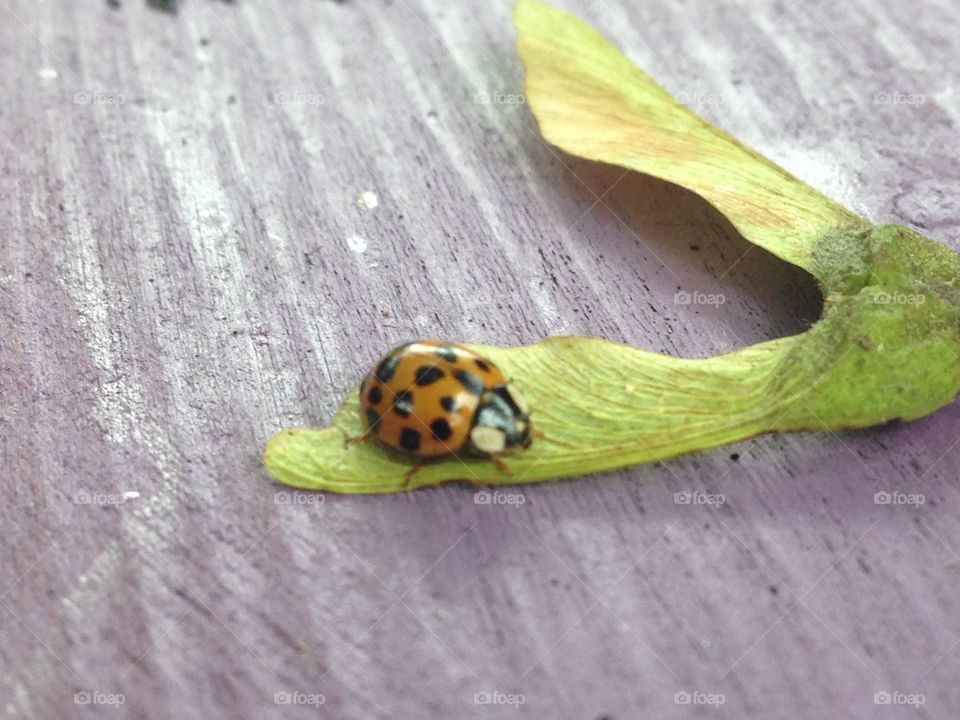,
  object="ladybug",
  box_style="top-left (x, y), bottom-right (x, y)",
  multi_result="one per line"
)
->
top-left (356, 340), bottom-right (532, 473)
